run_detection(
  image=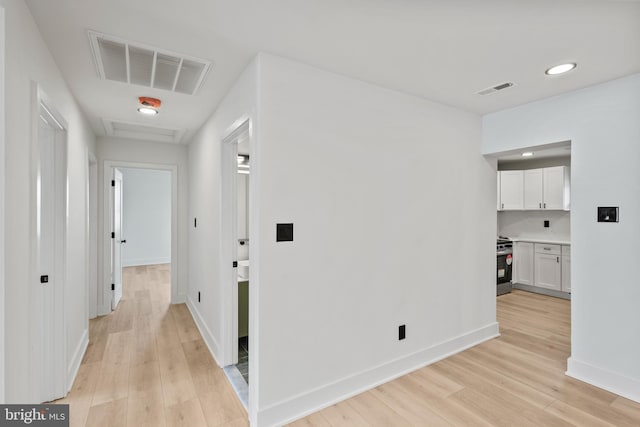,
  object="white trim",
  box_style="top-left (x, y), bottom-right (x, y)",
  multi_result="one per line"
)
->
top-left (67, 329), bottom-right (89, 392)
top-left (87, 155), bottom-right (98, 319)
top-left (256, 323), bottom-right (500, 427)
top-left (0, 5), bottom-right (5, 404)
top-left (566, 357), bottom-right (640, 403)
top-left (101, 161), bottom-right (179, 315)
top-left (186, 296), bottom-right (222, 367)
top-left (122, 258), bottom-right (171, 267)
